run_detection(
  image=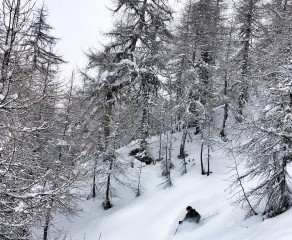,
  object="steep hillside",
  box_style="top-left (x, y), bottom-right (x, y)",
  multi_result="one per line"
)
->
top-left (50, 131), bottom-right (292, 240)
